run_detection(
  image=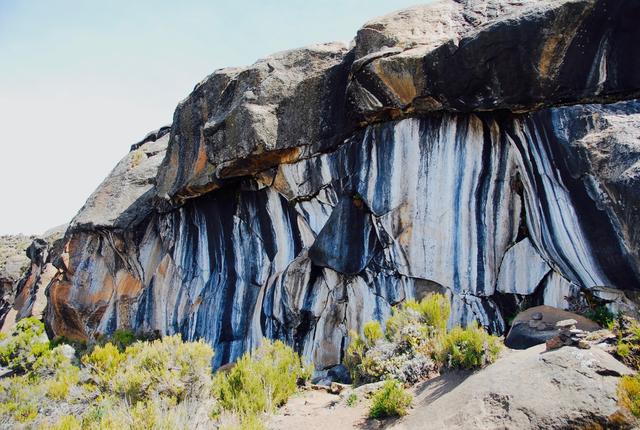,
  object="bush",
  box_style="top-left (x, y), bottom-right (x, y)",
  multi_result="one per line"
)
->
top-left (439, 322), bottom-right (501, 369)
top-left (213, 339), bottom-right (312, 415)
top-left (619, 374), bottom-right (640, 417)
top-left (0, 317), bottom-right (50, 372)
top-left (0, 327), bottom-right (218, 429)
top-left (345, 295), bottom-right (450, 385)
top-left (404, 294), bottom-right (451, 333)
top-left (81, 335), bottom-right (214, 404)
top-left (363, 321), bottom-right (383, 346)
top-left (585, 304), bottom-right (615, 329)
top-left (42, 414), bottom-right (82, 430)
top-left (0, 319), bottom-right (312, 429)
top-left (369, 380), bottom-right (412, 419)
top-left (614, 316), bottom-right (640, 370)
top-left (81, 342), bottom-right (125, 389)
